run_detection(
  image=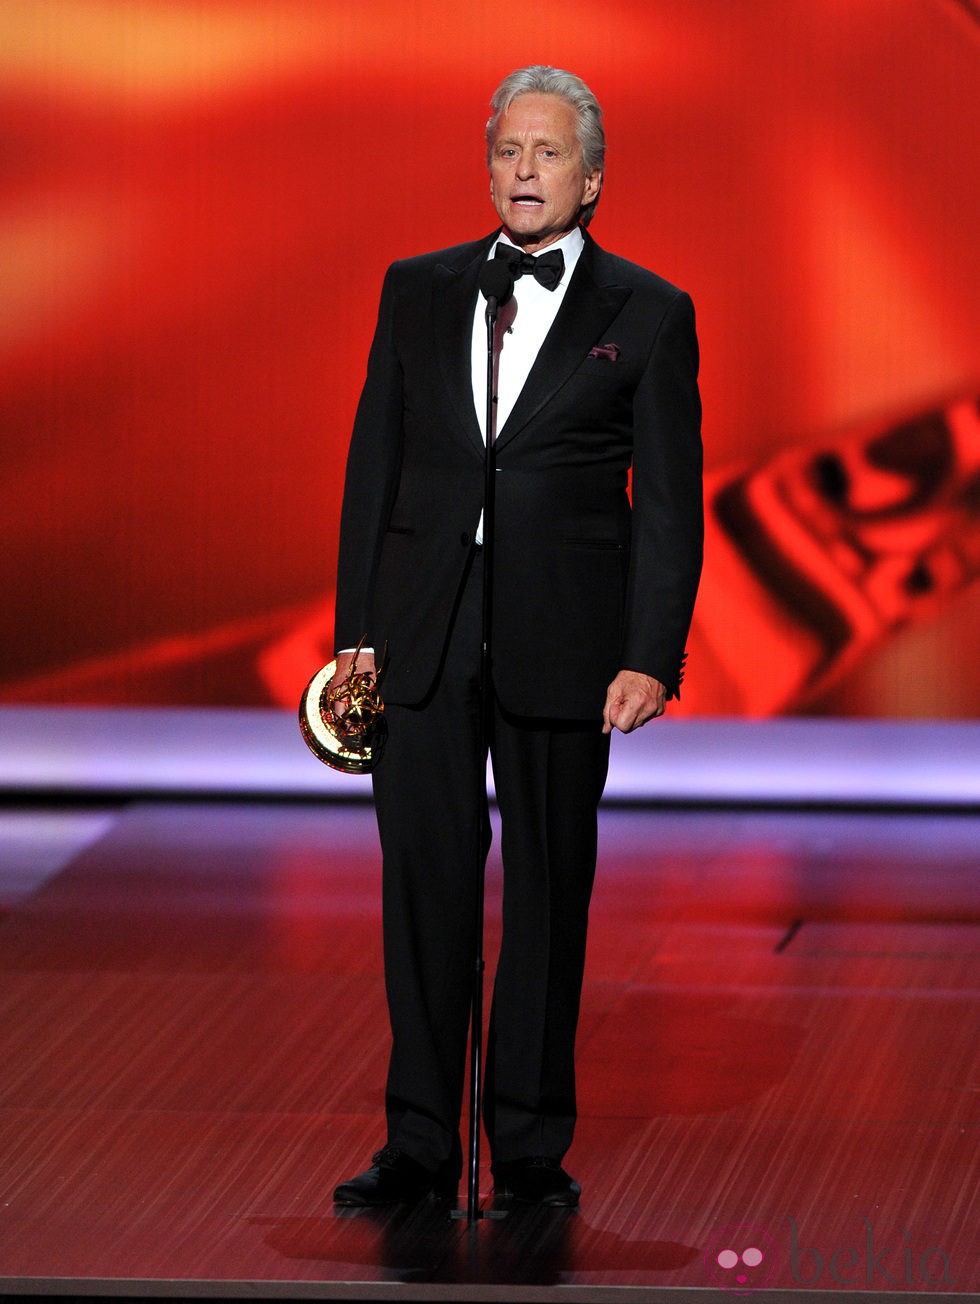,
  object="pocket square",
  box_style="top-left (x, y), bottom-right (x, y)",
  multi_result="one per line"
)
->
top-left (588, 342), bottom-right (620, 361)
